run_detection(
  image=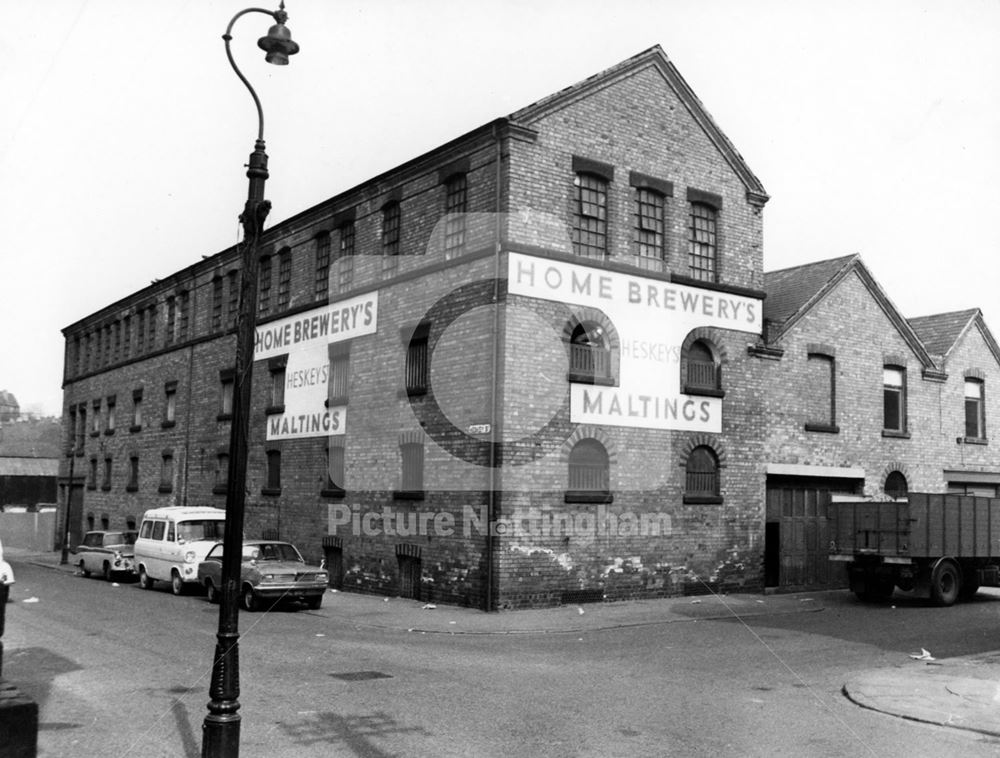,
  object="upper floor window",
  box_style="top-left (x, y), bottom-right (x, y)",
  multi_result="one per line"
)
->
top-left (406, 323), bottom-right (430, 396)
top-left (324, 444), bottom-right (345, 495)
top-left (263, 450), bottom-right (281, 495)
top-left (127, 456), bottom-right (139, 492)
top-left (329, 344), bottom-right (349, 404)
top-left (688, 202), bottom-right (718, 282)
top-left (146, 305), bottom-right (157, 353)
top-left (567, 439), bottom-right (610, 493)
top-left (102, 457), bottom-right (112, 492)
top-left (965, 378), bottom-right (986, 440)
top-left (91, 400), bottom-right (101, 435)
top-left (219, 369), bottom-right (234, 420)
top-left (178, 291), bottom-right (190, 341)
top-left (268, 358), bottom-right (286, 412)
top-left (136, 310), bottom-right (146, 356)
top-left (105, 396), bottom-right (116, 434)
top-left (277, 248), bottom-right (292, 311)
top-left (636, 188), bottom-right (665, 260)
top-left (685, 339), bottom-right (719, 393)
top-left (568, 322), bottom-right (611, 383)
top-left (338, 221), bottom-right (356, 291)
top-left (131, 388), bottom-right (143, 432)
top-left (684, 445), bottom-right (721, 503)
top-left (122, 316), bottom-right (131, 360)
top-left (212, 275), bottom-right (224, 331)
top-left (398, 442), bottom-right (424, 497)
top-left (112, 321), bottom-right (121, 363)
top-left (258, 255), bottom-right (272, 316)
top-left (227, 270), bottom-right (240, 327)
top-left (315, 232), bottom-right (331, 300)
top-left (165, 296), bottom-right (176, 345)
top-left (444, 173), bottom-right (467, 258)
top-left (883, 367), bottom-right (907, 434)
top-left (572, 174), bottom-right (608, 258)
top-left (159, 452), bottom-right (174, 493)
top-left (805, 352), bottom-right (837, 433)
